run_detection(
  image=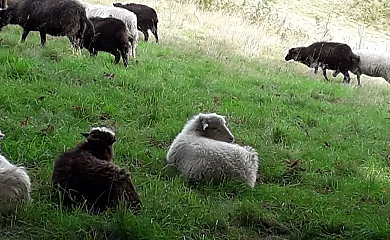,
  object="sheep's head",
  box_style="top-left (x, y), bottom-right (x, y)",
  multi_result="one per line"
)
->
top-left (112, 3), bottom-right (124, 7)
top-left (195, 113), bottom-right (235, 143)
top-left (285, 47), bottom-right (303, 61)
top-left (81, 127), bottom-right (116, 146)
